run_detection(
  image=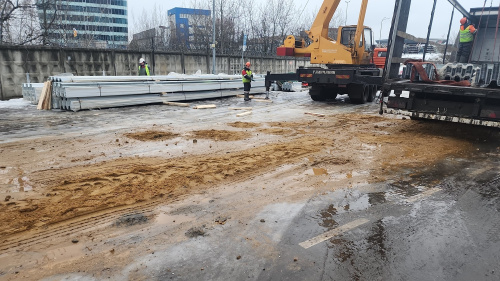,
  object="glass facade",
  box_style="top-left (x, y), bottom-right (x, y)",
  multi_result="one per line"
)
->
top-left (37, 0), bottom-right (128, 48)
